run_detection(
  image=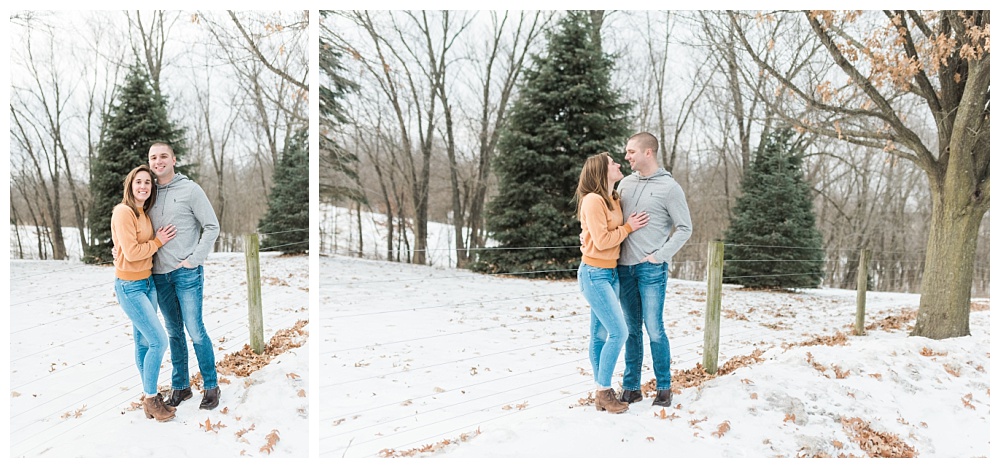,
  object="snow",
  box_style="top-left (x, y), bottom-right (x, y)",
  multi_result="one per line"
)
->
top-left (7, 252), bottom-right (309, 458)
top-left (4, 206), bottom-right (993, 461)
top-left (321, 253), bottom-right (991, 458)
